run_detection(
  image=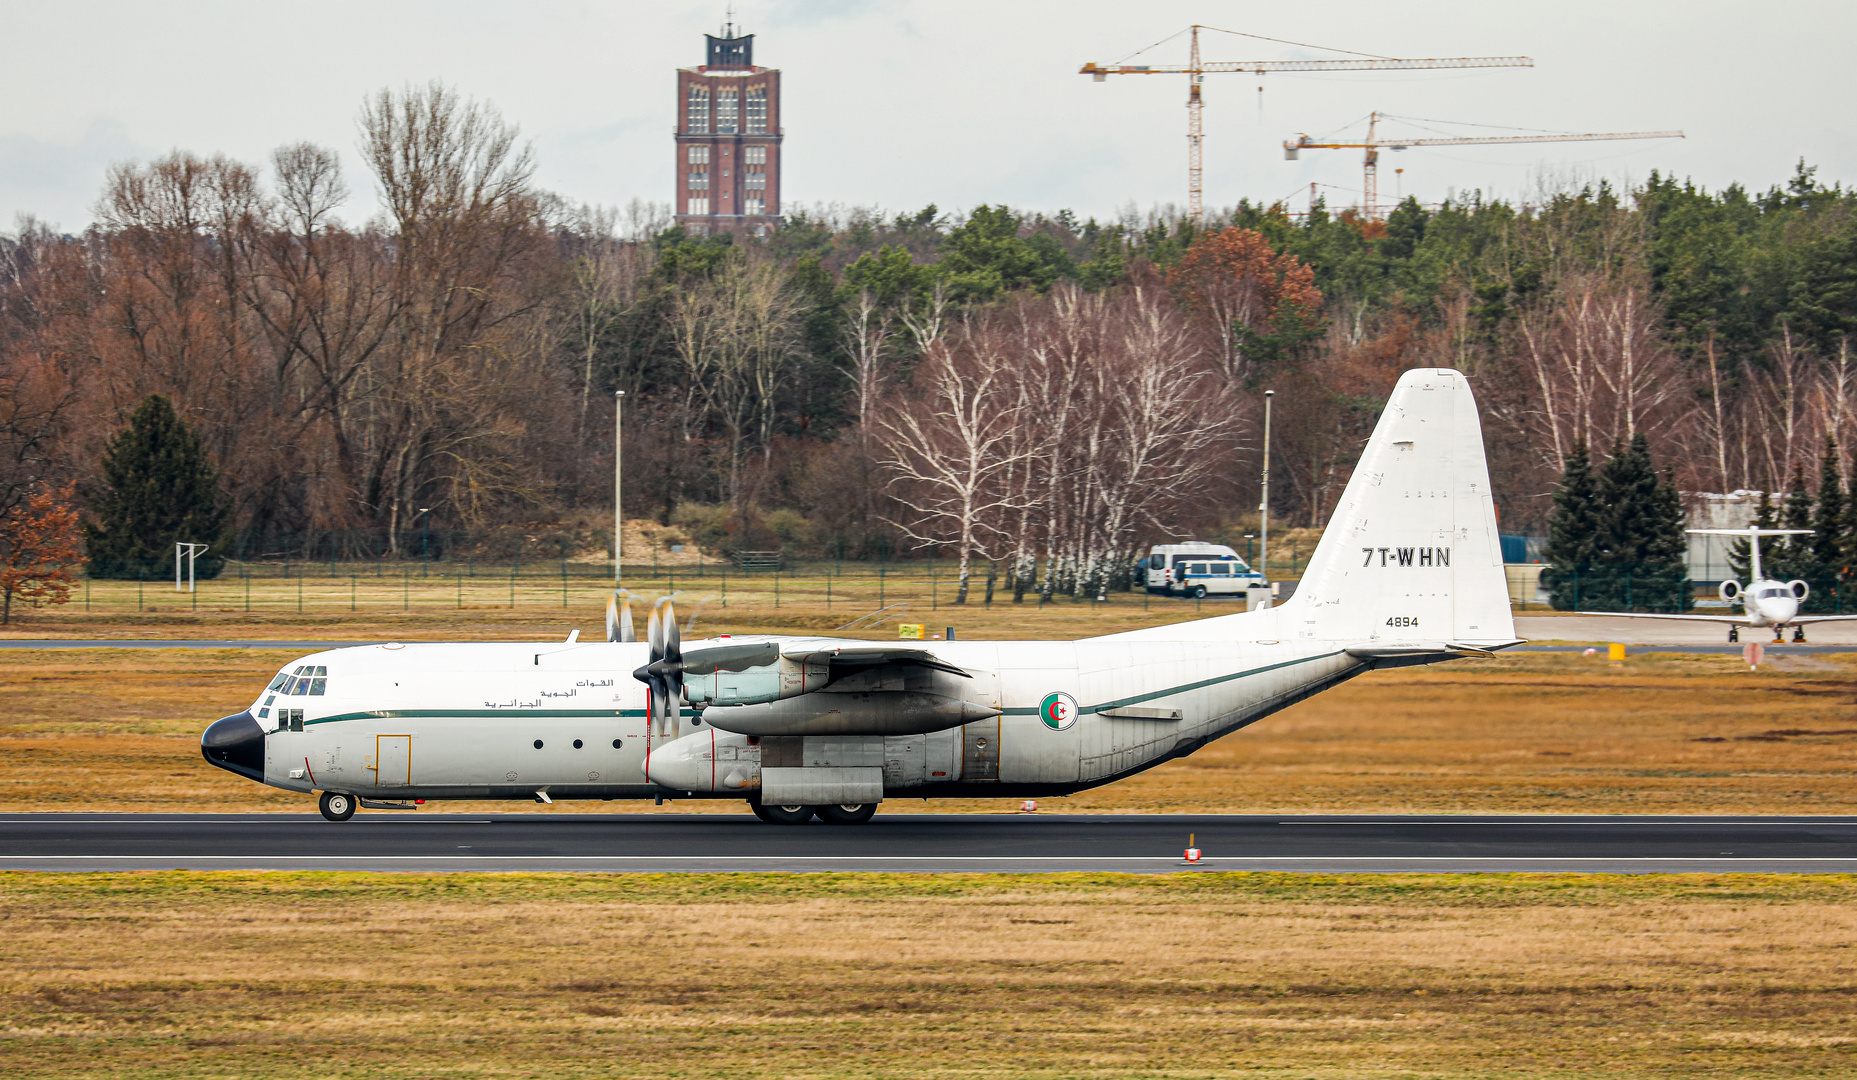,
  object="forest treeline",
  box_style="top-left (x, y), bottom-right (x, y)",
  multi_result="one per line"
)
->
top-left (2, 82), bottom-right (1855, 600)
